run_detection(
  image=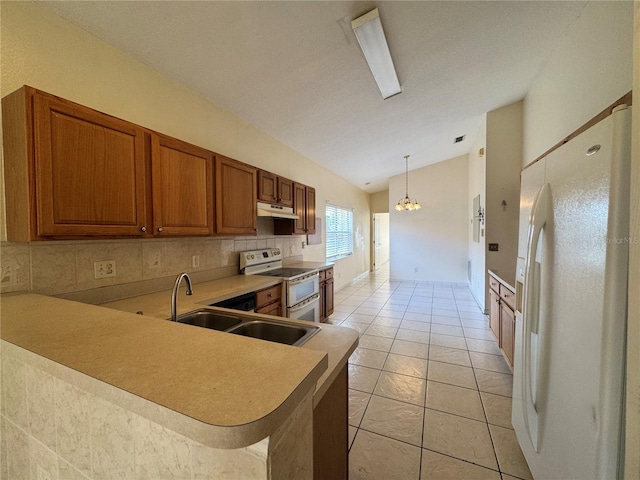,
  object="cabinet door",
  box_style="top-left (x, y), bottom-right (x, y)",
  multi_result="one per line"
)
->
top-left (215, 155), bottom-right (257, 235)
top-left (313, 364), bottom-right (348, 480)
top-left (278, 177), bottom-right (294, 207)
top-left (305, 186), bottom-right (316, 234)
top-left (500, 303), bottom-right (515, 368)
top-left (33, 92), bottom-right (147, 236)
top-left (257, 170), bottom-right (277, 203)
top-left (151, 134), bottom-right (214, 236)
top-left (325, 277), bottom-right (334, 318)
top-left (319, 280), bottom-right (327, 321)
top-left (489, 289), bottom-right (501, 343)
top-left (293, 182), bottom-right (307, 234)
